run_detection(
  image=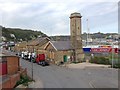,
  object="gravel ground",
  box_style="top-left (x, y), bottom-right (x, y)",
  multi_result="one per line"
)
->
top-left (66, 62), bottom-right (111, 69)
